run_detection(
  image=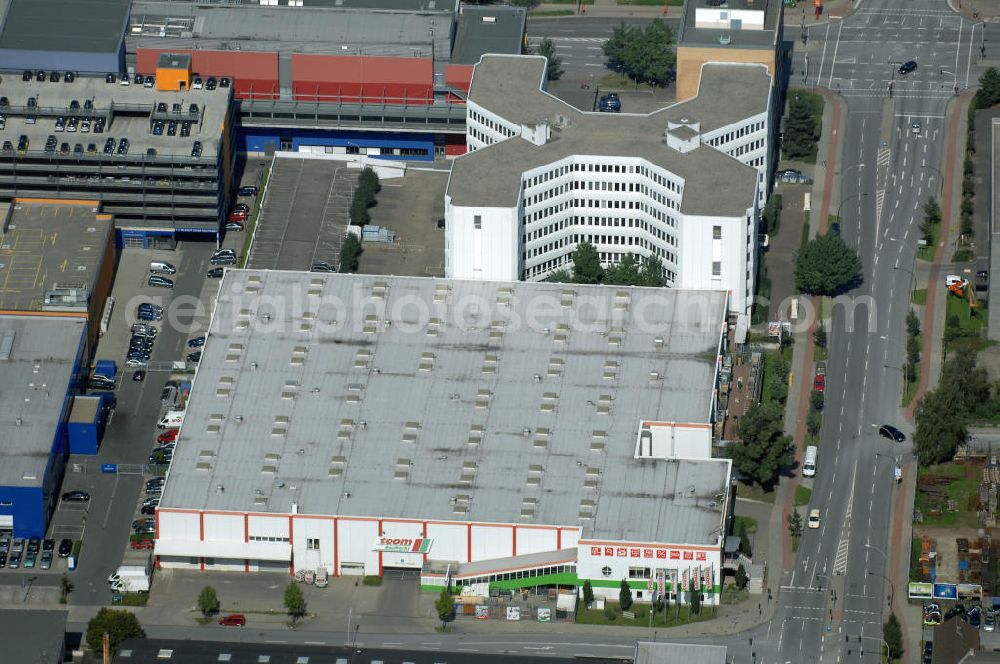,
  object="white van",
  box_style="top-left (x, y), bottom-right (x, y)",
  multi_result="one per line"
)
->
top-left (802, 445), bottom-right (818, 477)
top-left (157, 410), bottom-right (185, 429)
top-left (150, 261), bottom-right (176, 275)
